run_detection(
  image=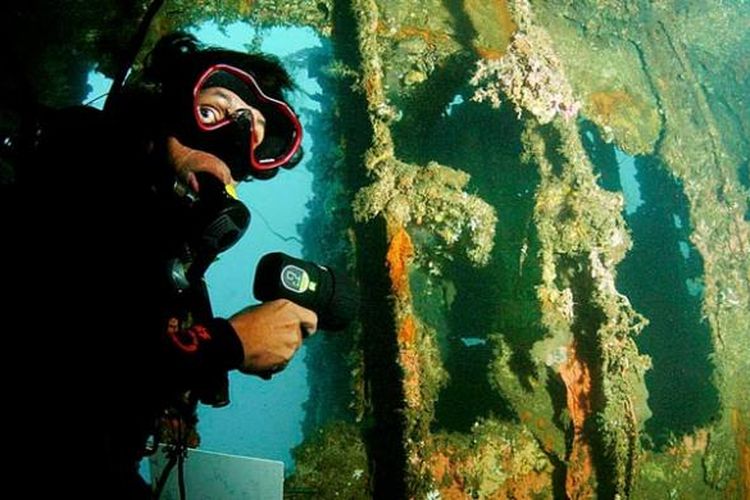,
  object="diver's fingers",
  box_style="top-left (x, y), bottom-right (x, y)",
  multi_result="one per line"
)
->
top-left (197, 158), bottom-right (233, 186)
